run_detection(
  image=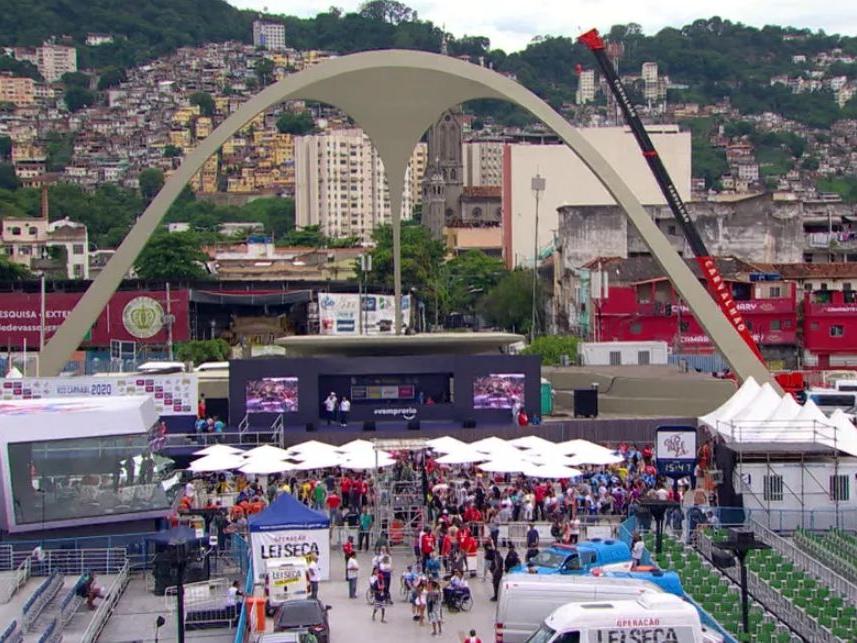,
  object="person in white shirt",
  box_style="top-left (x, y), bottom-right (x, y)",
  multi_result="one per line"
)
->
top-left (345, 552), bottom-right (359, 598)
top-left (306, 554), bottom-right (321, 598)
top-left (339, 396), bottom-right (351, 427)
top-left (324, 393), bottom-right (338, 425)
top-left (631, 533), bottom-right (646, 570)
